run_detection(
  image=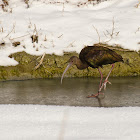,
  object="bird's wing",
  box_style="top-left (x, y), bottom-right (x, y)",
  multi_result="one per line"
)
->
top-left (81, 47), bottom-right (122, 68)
top-left (84, 49), bottom-right (106, 68)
